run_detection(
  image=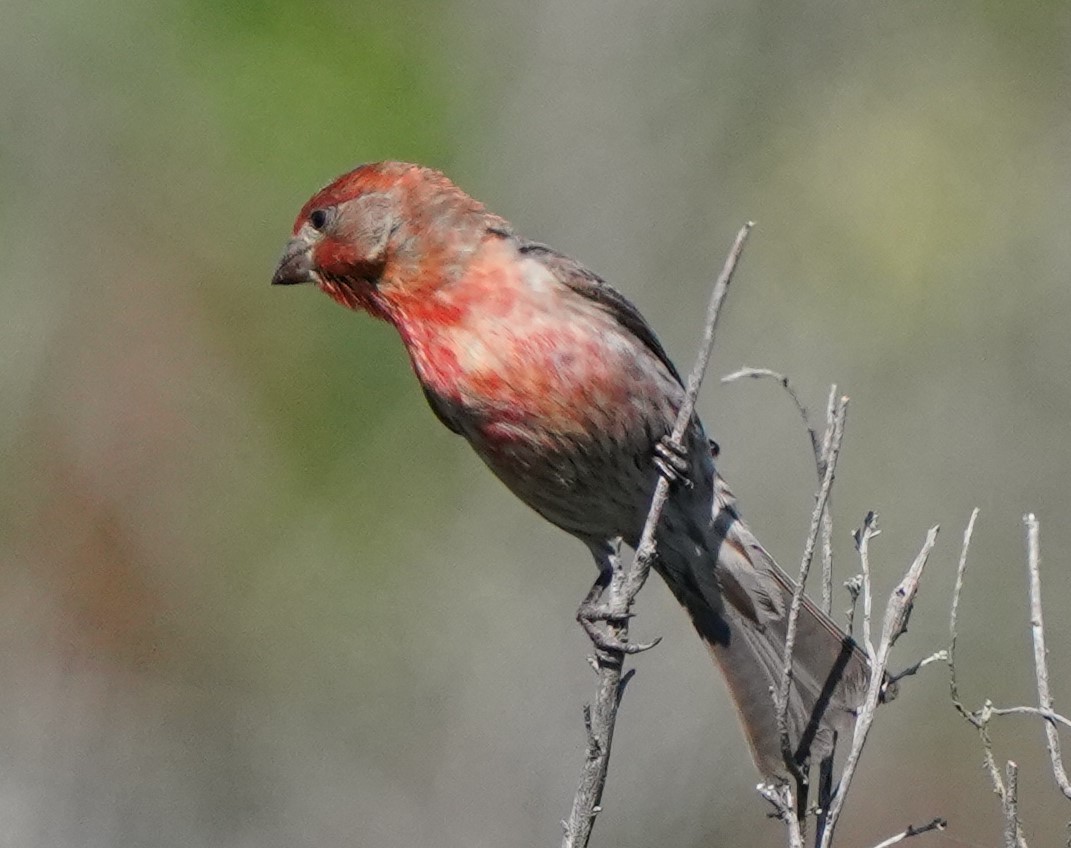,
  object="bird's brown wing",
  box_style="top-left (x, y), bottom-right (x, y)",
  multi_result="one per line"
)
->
top-left (512, 238), bottom-right (685, 386)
